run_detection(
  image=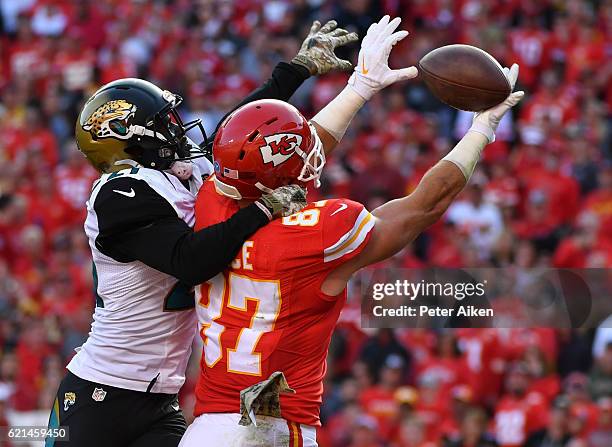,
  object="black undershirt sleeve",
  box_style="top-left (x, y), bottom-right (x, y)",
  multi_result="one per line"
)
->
top-left (213, 62), bottom-right (309, 135)
top-left (94, 177), bottom-right (268, 286)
